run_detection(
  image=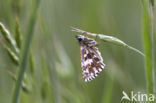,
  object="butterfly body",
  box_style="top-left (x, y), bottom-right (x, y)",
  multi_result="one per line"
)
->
top-left (76, 35), bottom-right (105, 82)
